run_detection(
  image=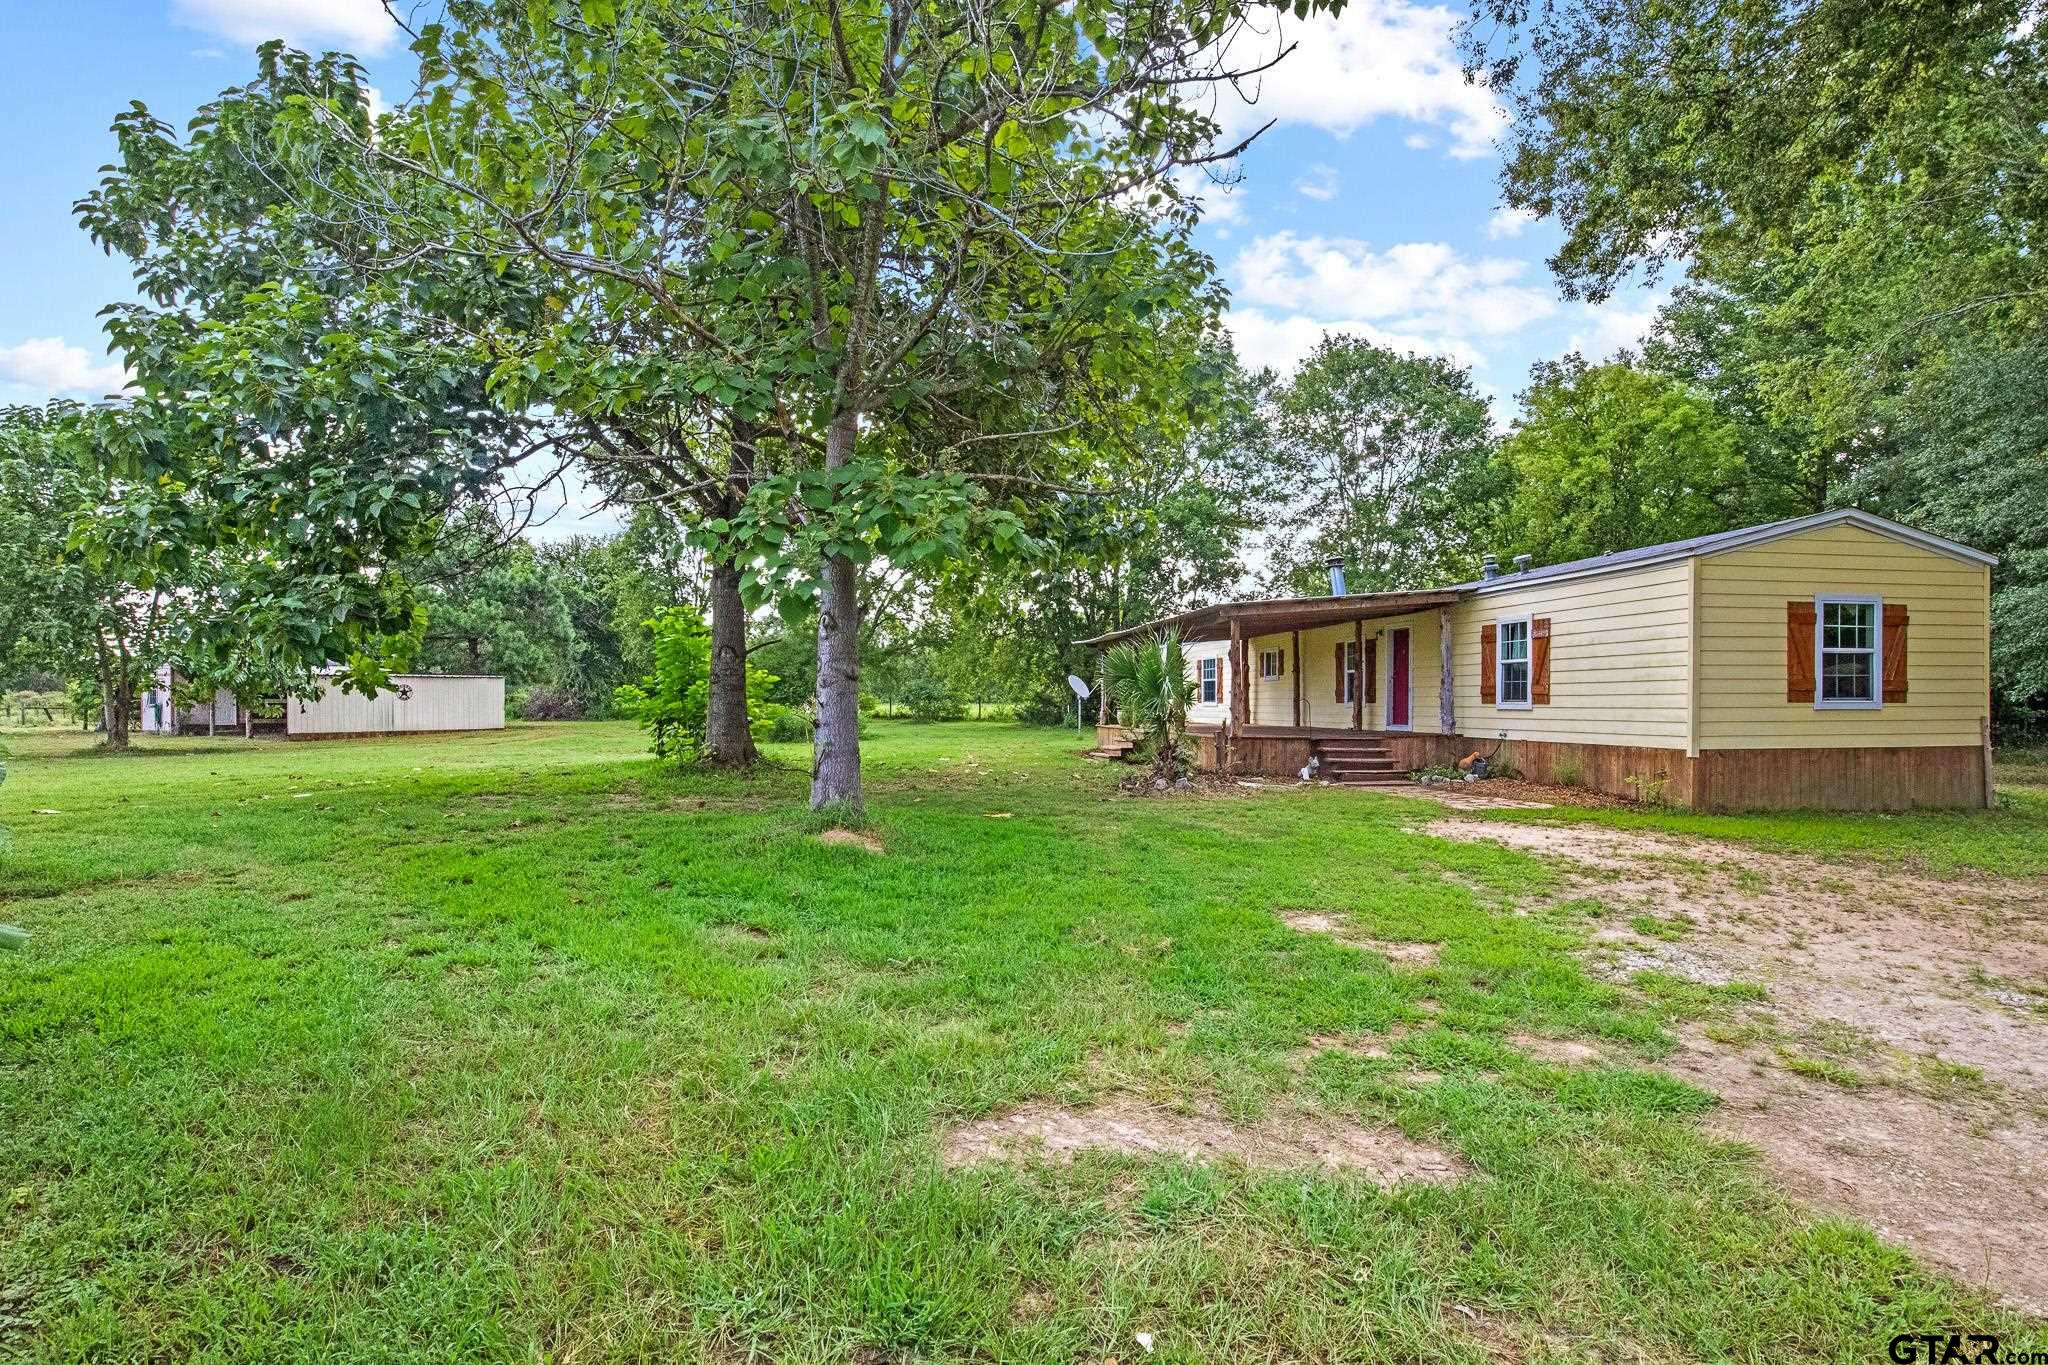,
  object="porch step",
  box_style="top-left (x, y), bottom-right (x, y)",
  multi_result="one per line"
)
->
top-left (1311, 736), bottom-right (1405, 785)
